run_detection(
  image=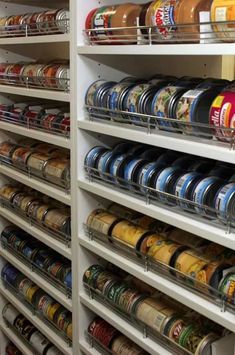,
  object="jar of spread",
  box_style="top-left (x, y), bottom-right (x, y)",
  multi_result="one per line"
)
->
top-left (211, 0), bottom-right (235, 41)
top-left (175, 0), bottom-right (213, 39)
